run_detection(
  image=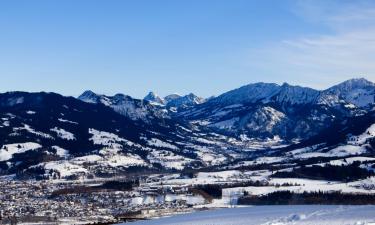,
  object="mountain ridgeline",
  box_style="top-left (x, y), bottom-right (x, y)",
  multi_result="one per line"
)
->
top-left (0, 78), bottom-right (375, 179)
